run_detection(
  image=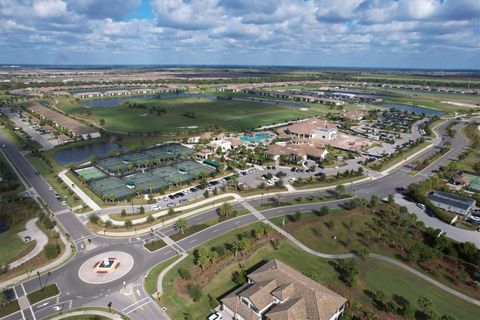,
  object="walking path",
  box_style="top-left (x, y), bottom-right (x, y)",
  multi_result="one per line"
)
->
top-left (46, 309), bottom-right (123, 320)
top-left (1, 228), bottom-right (73, 288)
top-left (10, 218), bottom-right (49, 269)
top-left (240, 201), bottom-right (480, 308)
top-left (155, 252), bottom-right (188, 296)
top-left (58, 170), bottom-right (101, 211)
